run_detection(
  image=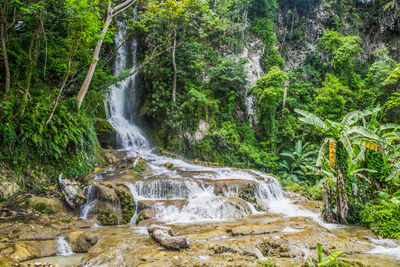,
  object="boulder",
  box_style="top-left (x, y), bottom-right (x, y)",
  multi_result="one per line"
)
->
top-left (0, 240), bottom-right (58, 264)
top-left (147, 225), bottom-right (190, 249)
top-left (91, 184), bottom-right (122, 224)
top-left (57, 175), bottom-right (86, 209)
top-left (103, 149), bottom-right (119, 165)
top-left (94, 119), bottom-right (117, 149)
top-left (67, 231), bottom-right (100, 253)
top-left (29, 197), bottom-right (69, 214)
